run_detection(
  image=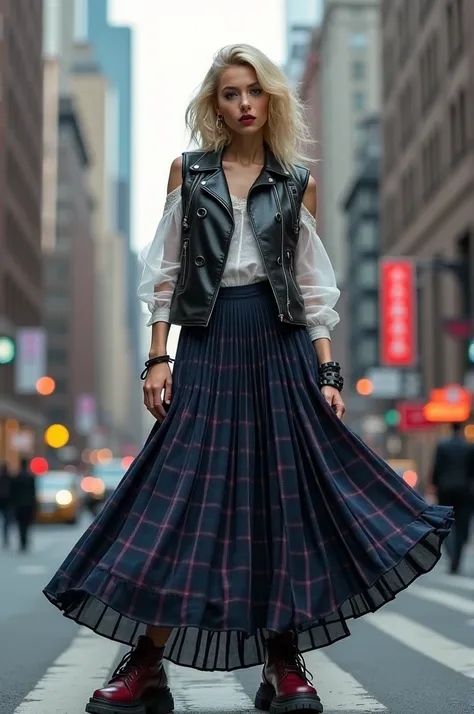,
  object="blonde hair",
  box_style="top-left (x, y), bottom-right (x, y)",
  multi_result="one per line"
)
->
top-left (185, 44), bottom-right (313, 169)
